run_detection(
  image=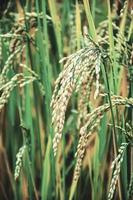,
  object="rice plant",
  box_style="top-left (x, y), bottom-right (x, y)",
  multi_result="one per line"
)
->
top-left (0, 0), bottom-right (132, 200)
